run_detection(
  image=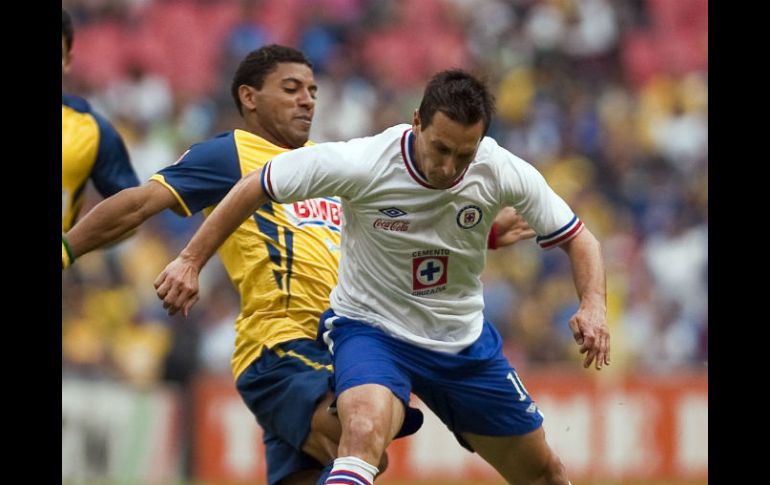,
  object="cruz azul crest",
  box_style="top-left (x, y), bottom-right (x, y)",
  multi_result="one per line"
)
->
top-left (456, 205), bottom-right (482, 229)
